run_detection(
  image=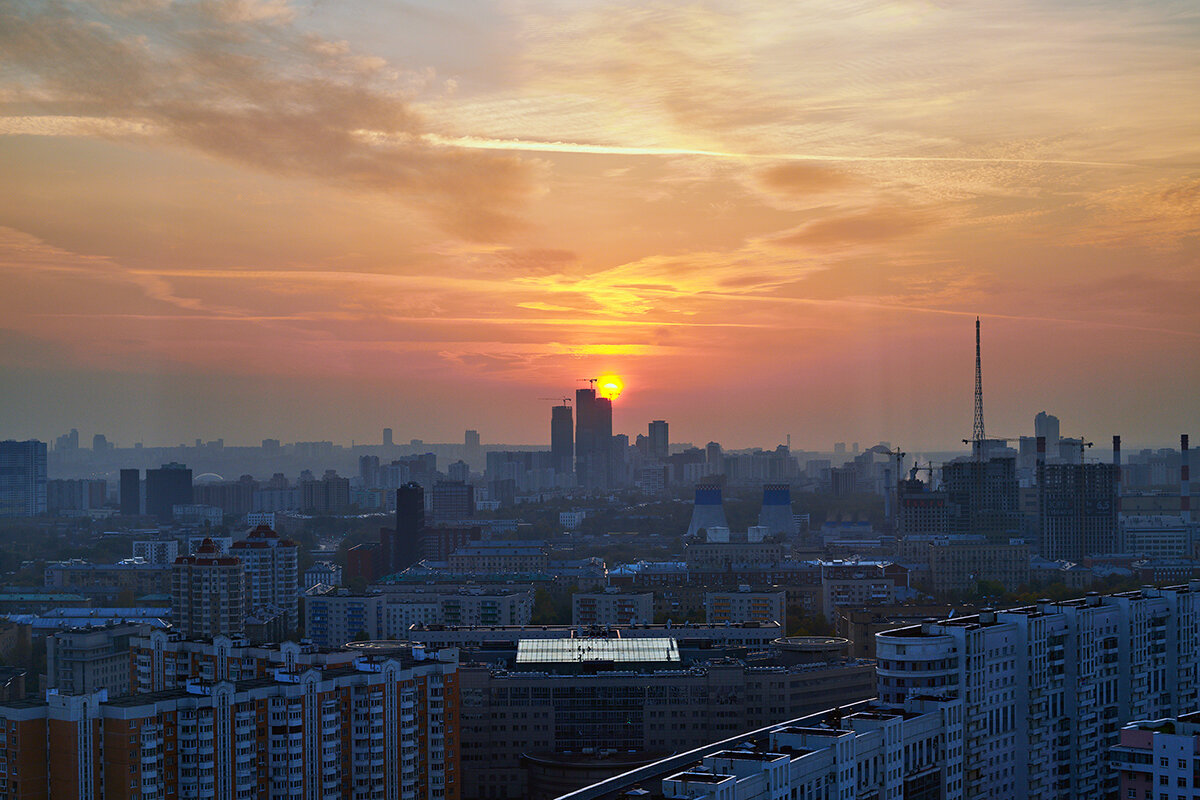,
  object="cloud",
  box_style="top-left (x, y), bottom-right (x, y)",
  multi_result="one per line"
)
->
top-left (771, 206), bottom-right (935, 248)
top-left (0, 0), bottom-right (536, 240)
top-left (756, 162), bottom-right (857, 196)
